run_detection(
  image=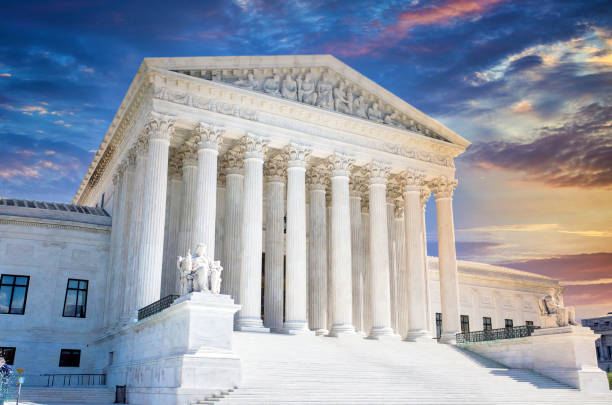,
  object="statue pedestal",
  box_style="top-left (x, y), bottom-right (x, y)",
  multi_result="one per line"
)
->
top-left (459, 325), bottom-right (609, 393)
top-left (107, 293), bottom-right (241, 405)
